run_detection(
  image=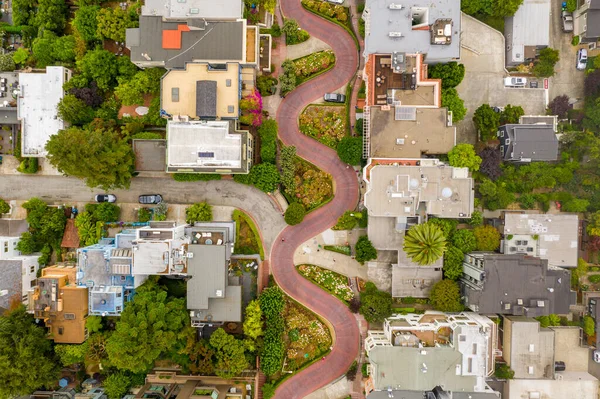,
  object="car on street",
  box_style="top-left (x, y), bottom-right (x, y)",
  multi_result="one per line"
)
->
top-left (577, 48), bottom-right (588, 70)
top-left (95, 194), bottom-right (117, 203)
top-left (562, 11), bottom-right (574, 32)
top-left (139, 194), bottom-right (163, 204)
top-left (504, 77), bottom-right (527, 87)
top-left (323, 93), bottom-right (346, 103)
top-left (325, 0), bottom-right (344, 3)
